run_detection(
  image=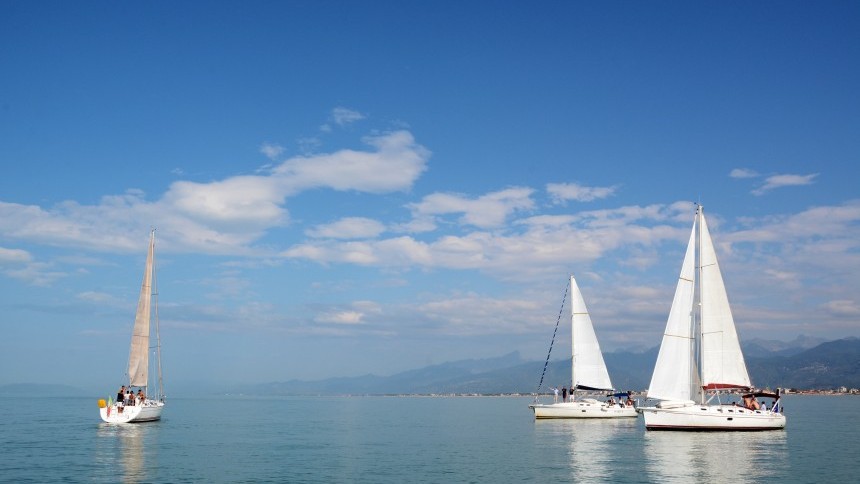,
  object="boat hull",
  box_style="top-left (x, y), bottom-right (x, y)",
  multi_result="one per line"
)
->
top-left (100, 400), bottom-right (164, 424)
top-left (640, 404), bottom-right (785, 430)
top-left (530, 400), bottom-right (638, 419)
